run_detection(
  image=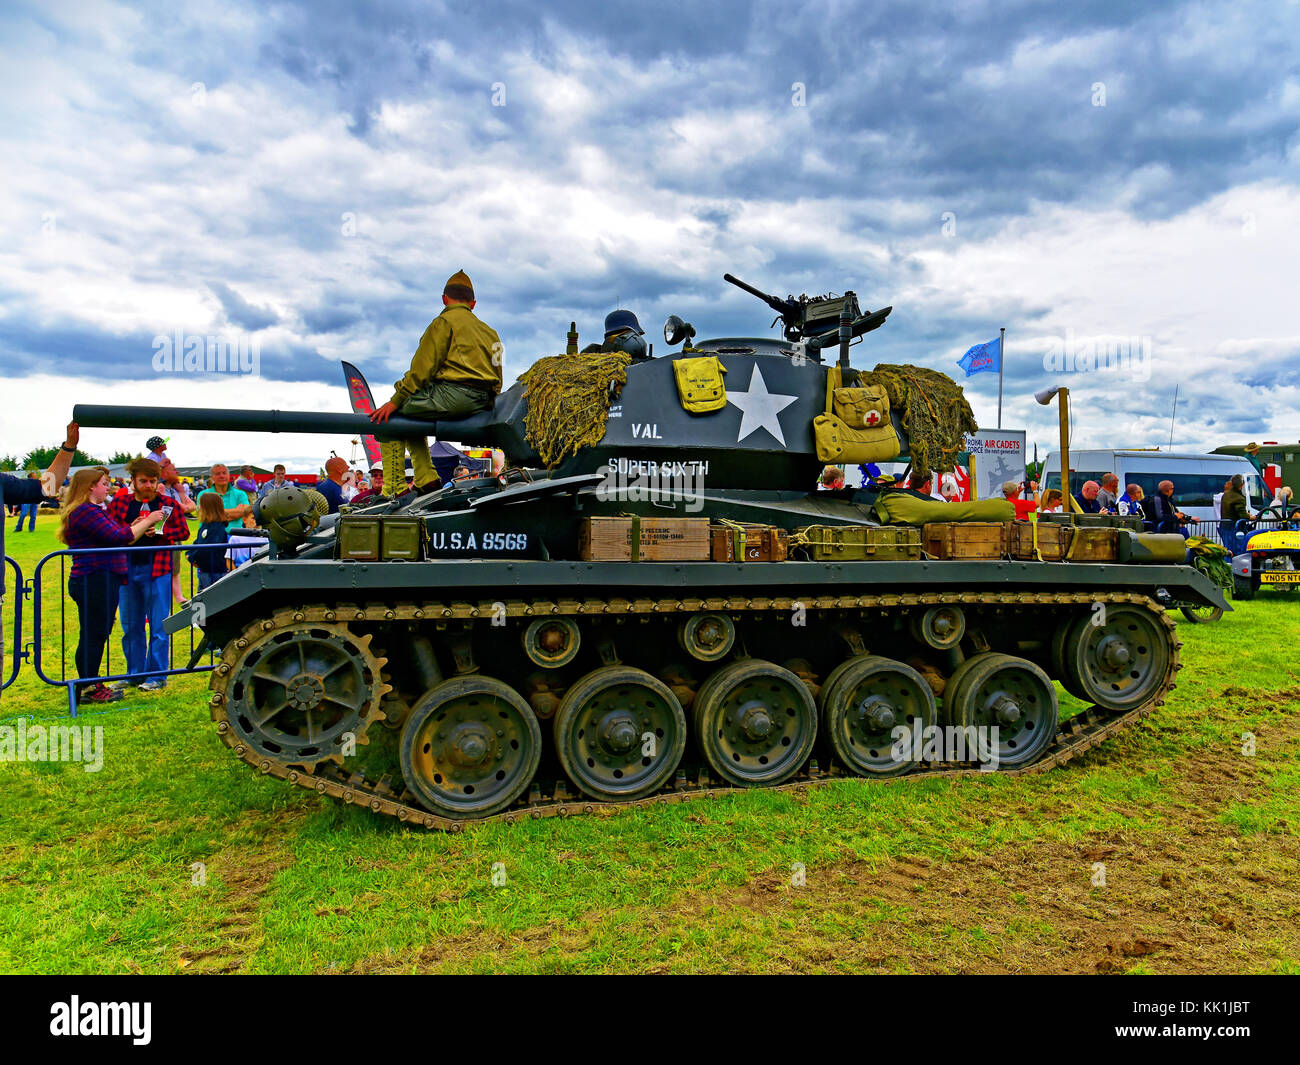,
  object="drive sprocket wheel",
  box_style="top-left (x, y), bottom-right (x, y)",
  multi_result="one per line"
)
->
top-left (221, 622), bottom-right (388, 766)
